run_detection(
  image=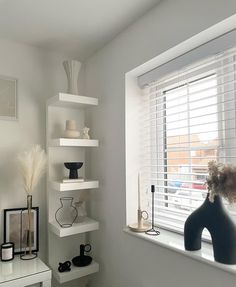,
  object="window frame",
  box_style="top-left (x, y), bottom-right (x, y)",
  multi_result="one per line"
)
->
top-left (125, 17), bottom-right (236, 238)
